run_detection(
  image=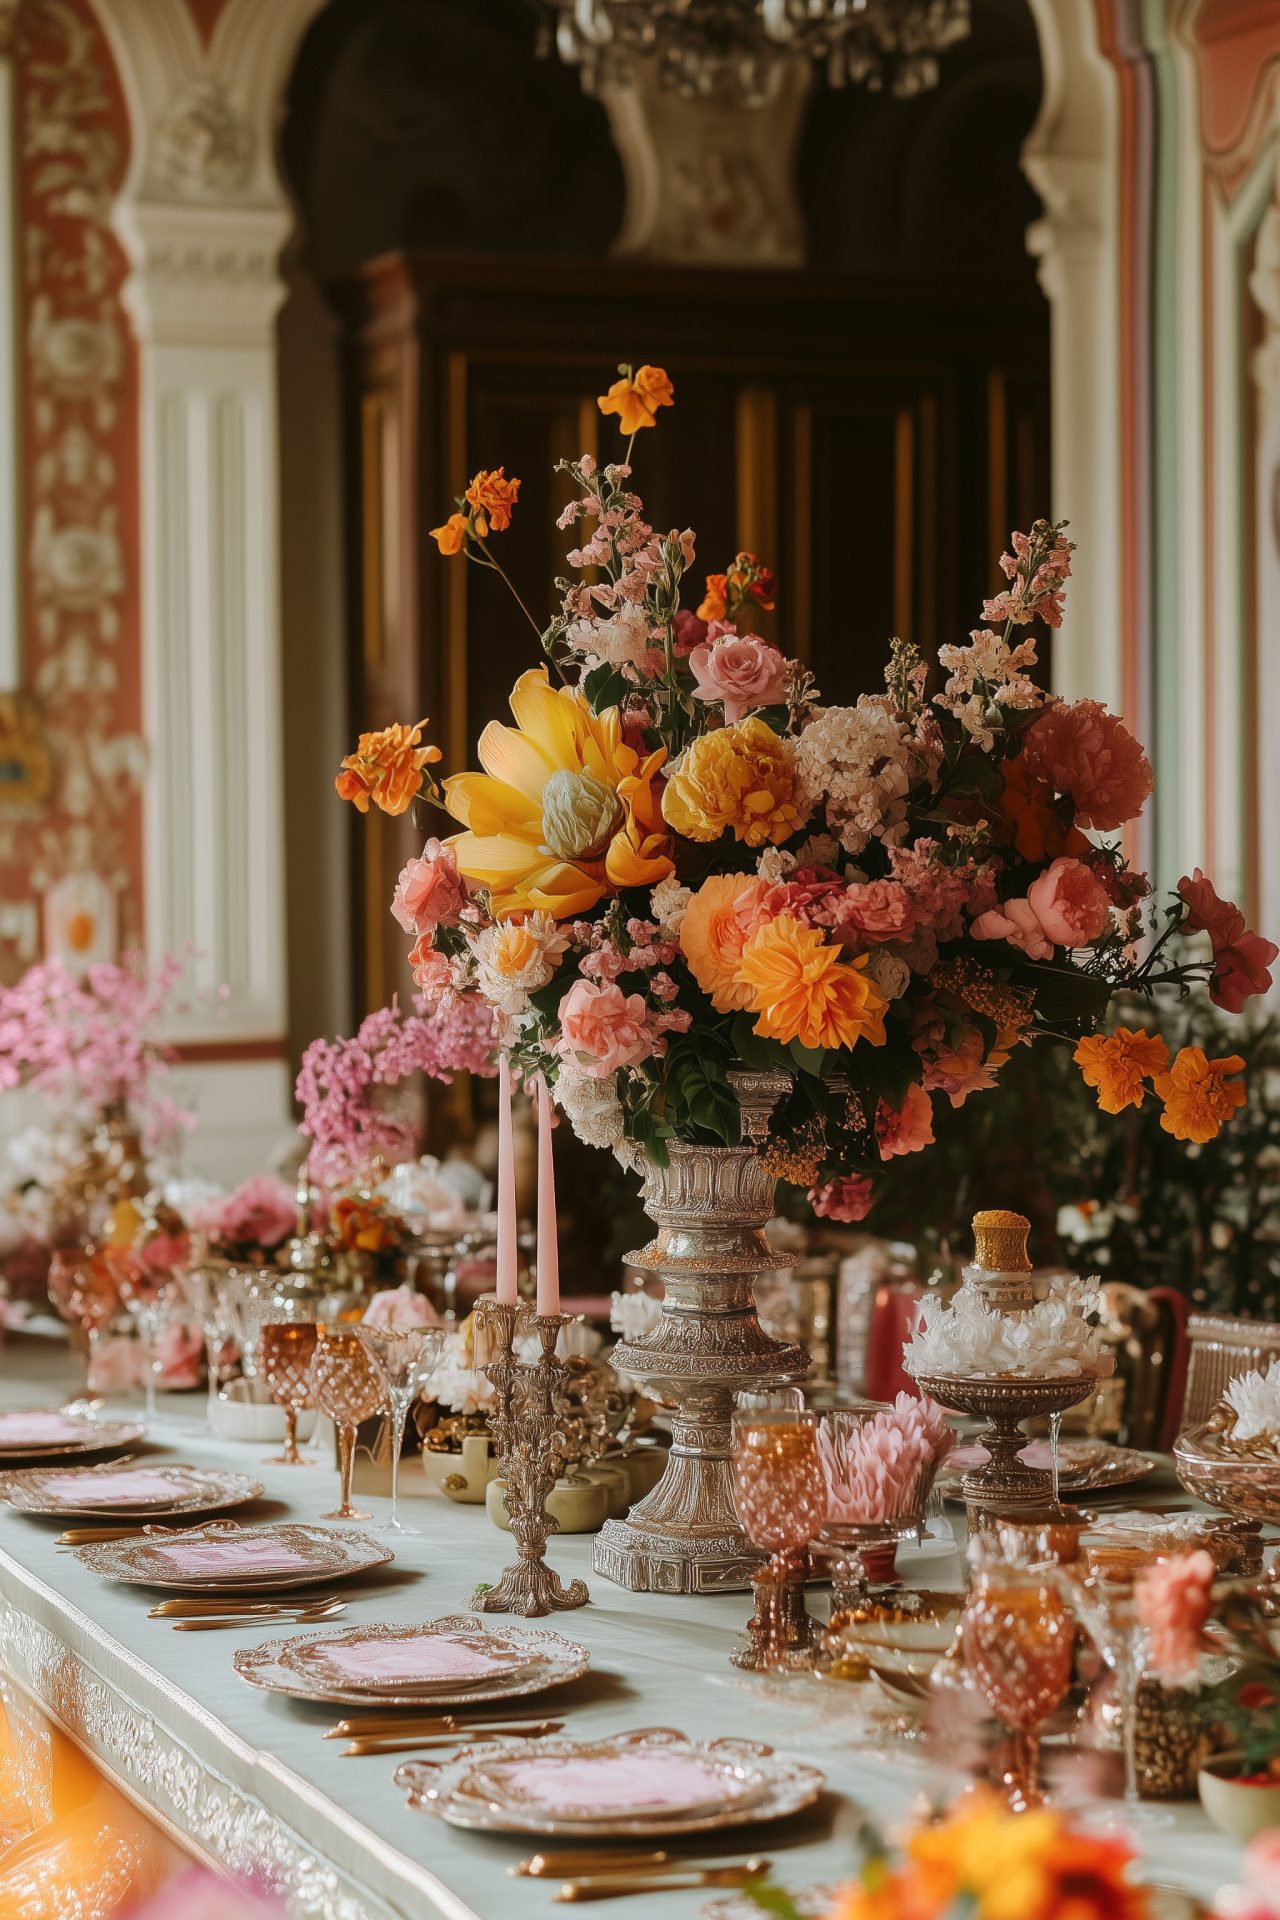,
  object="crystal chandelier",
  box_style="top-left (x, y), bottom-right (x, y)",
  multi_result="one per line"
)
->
top-left (533, 0), bottom-right (972, 106)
